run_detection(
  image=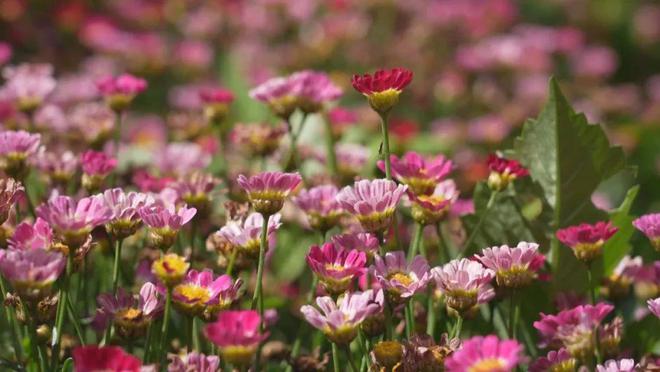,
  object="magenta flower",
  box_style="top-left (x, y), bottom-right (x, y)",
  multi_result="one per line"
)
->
top-left (93, 282), bottom-right (162, 338)
top-left (327, 107), bottom-right (357, 138)
top-left (73, 345), bottom-right (142, 372)
top-left (633, 213), bottom-right (660, 251)
top-left (596, 359), bottom-right (637, 372)
top-left (172, 269), bottom-right (243, 318)
top-left (409, 179), bottom-right (460, 225)
top-left (96, 73), bottom-right (147, 111)
top-left (0, 130), bottom-right (41, 179)
top-left (373, 250), bottom-right (430, 303)
top-left (294, 185), bottom-right (343, 232)
top-left (168, 351), bottom-right (220, 372)
top-left (477, 242), bottom-right (545, 288)
top-left (37, 194), bottom-right (112, 248)
top-left (648, 297), bottom-right (660, 319)
top-left (1, 63), bottom-right (56, 111)
top-left (336, 179), bottom-right (407, 233)
top-left (533, 303), bottom-right (614, 358)
top-left (529, 348), bottom-right (576, 372)
top-left (556, 221), bottom-right (618, 262)
top-left (0, 177), bottom-right (24, 224)
top-left (486, 154), bottom-right (529, 191)
top-left (103, 188), bottom-right (154, 239)
top-left (237, 171), bottom-right (302, 215)
top-left (431, 258), bottom-right (495, 313)
top-left (351, 67), bottom-right (413, 114)
top-left (0, 248), bottom-right (65, 300)
top-left (444, 335), bottom-right (523, 372)
top-left (34, 150), bottom-right (79, 187)
top-left (199, 86), bottom-right (234, 122)
top-left (331, 232), bottom-right (380, 257)
top-left (81, 150), bottom-right (117, 176)
top-left (377, 152), bottom-right (453, 196)
top-left (306, 243), bottom-right (367, 295)
top-left (0, 42), bottom-right (11, 66)
top-left (8, 218), bottom-right (53, 251)
top-left (204, 310), bottom-right (269, 367)
top-left (138, 201), bottom-right (197, 249)
top-left (301, 291), bottom-right (381, 345)
top-left (218, 212), bottom-right (282, 259)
